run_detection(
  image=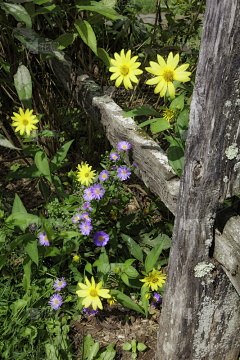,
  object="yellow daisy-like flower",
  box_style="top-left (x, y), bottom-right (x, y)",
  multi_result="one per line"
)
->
top-left (76, 276), bottom-right (111, 310)
top-left (73, 255), bottom-right (80, 261)
top-left (109, 49), bottom-right (143, 90)
top-left (11, 108), bottom-right (39, 136)
top-left (110, 209), bottom-right (118, 220)
top-left (163, 107), bottom-right (174, 122)
top-left (76, 162), bottom-right (96, 187)
top-left (145, 293), bottom-right (151, 300)
top-left (114, 267), bottom-right (120, 273)
top-left (107, 296), bottom-right (117, 306)
top-left (140, 268), bottom-right (166, 291)
top-left (145, 52), bottom-right (191, 98)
